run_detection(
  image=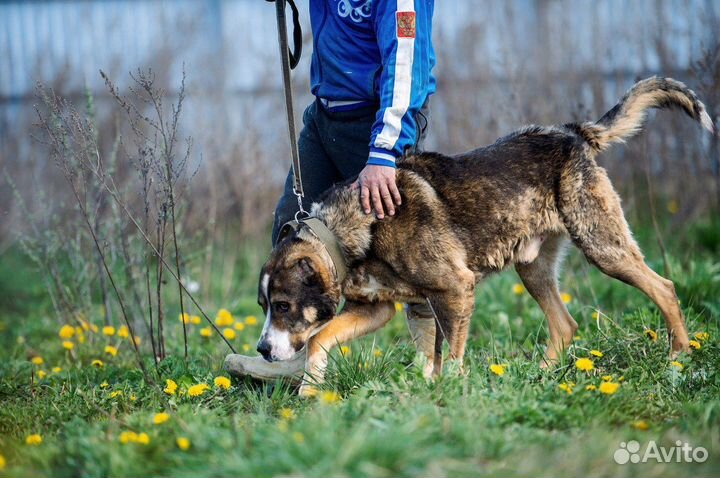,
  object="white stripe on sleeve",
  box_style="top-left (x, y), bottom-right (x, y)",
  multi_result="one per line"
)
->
top-left (373, 0), bottom-right (416, 152)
